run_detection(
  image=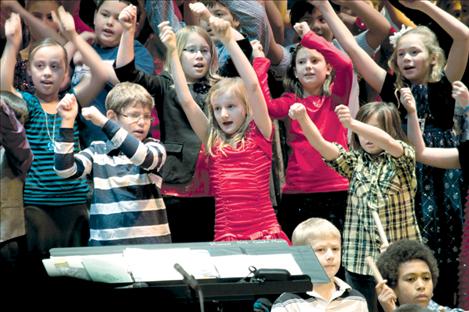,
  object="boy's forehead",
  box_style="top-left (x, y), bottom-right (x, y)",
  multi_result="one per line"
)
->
top-left (97, 0), bottom-right (128, 13)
